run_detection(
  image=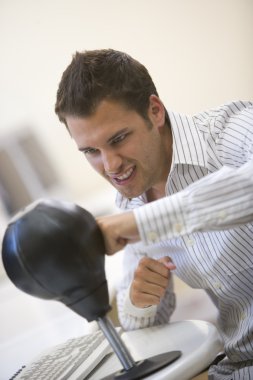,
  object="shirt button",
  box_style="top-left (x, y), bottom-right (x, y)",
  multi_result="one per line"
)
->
top-left (214, 282), bottom-right (222, 290)
top-left (174, 223), bottom-right (182, 234)
top-left (218, 210), bottom-right (226, 220)
top-left (147, 231), bottom-right (158, 243)
top-left (186, 238), bottom-right (195, 247)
